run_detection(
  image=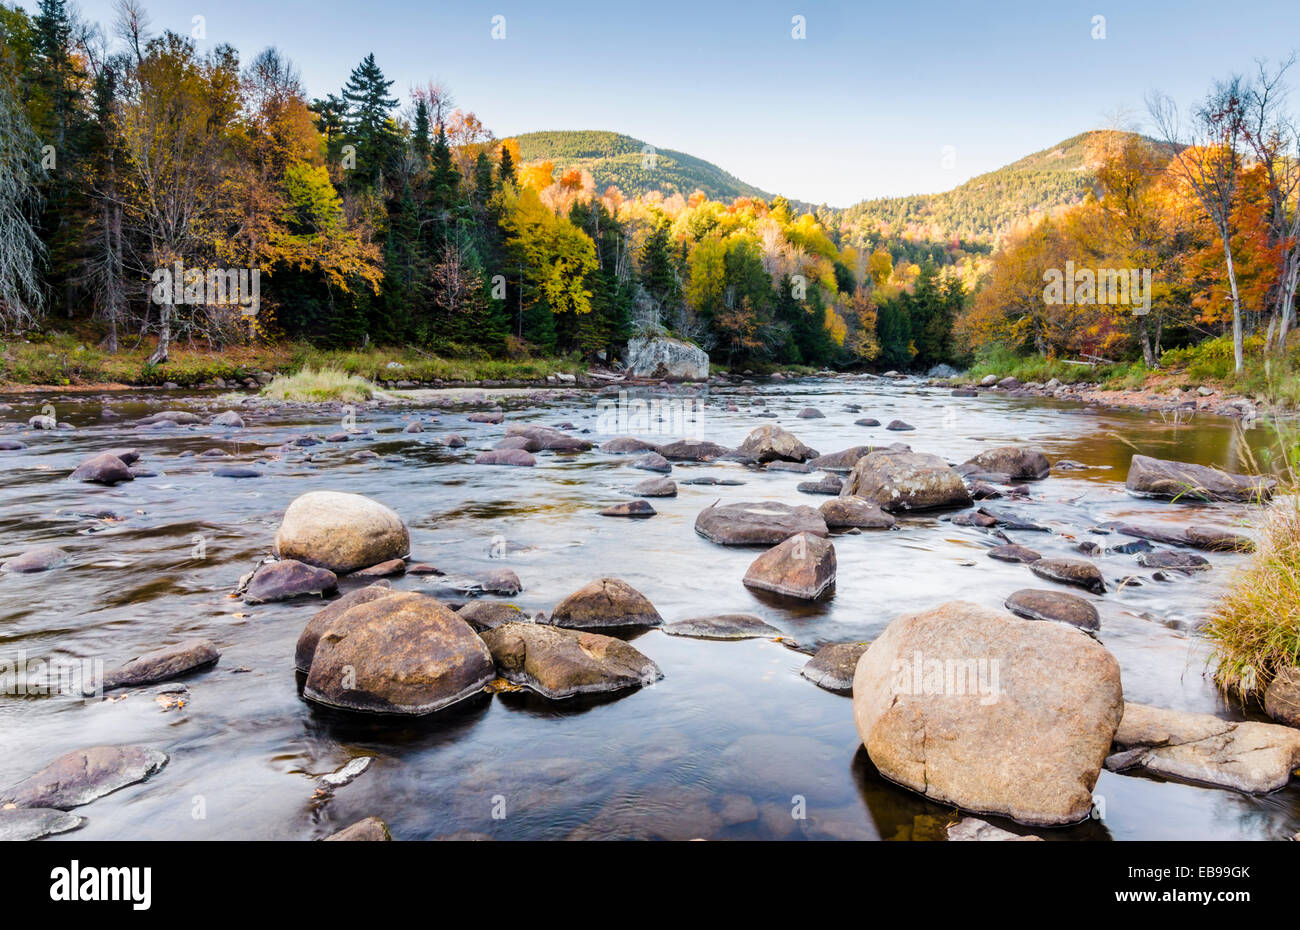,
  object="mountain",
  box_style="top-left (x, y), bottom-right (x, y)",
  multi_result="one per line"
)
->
top-left (837, 131), bottom-right (1158, 245)
top-left (512, 130), bottom-right (776, 203)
